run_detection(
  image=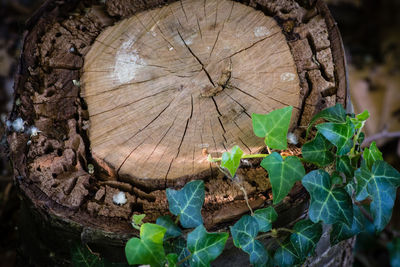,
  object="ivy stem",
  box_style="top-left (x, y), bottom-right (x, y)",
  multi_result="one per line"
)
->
top-left (350, 121), bottom-right (365, 157)
top-left (177, 253), bottom-right (192, 266)
top-left (238, 183), bottom-right (254, 215)
top-left (208, 154), bottom-right (270, 162)
top-left (255, 232), bottom-right (275, 239)
top-left (266, 145), bottom-right (272, 154)
top-left (255, 228), bottom-right (295, 240)
top-left (175, 215), bottom-right (180, 225)
top-left (277, 227), bottom-right (295, 234)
